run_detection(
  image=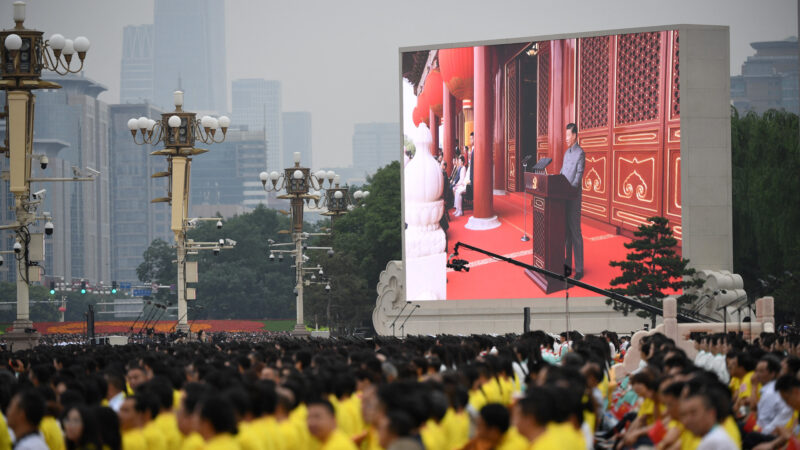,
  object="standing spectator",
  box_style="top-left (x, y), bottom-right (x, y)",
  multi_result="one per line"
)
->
top-left (306, 399), bottom-right (357, 450)
top-left (5, 390), bottom-right (48, 450)
top-left (62, 405), bottom-right (103, 450)
top-left (196, 395), bottom-right (240, 450)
